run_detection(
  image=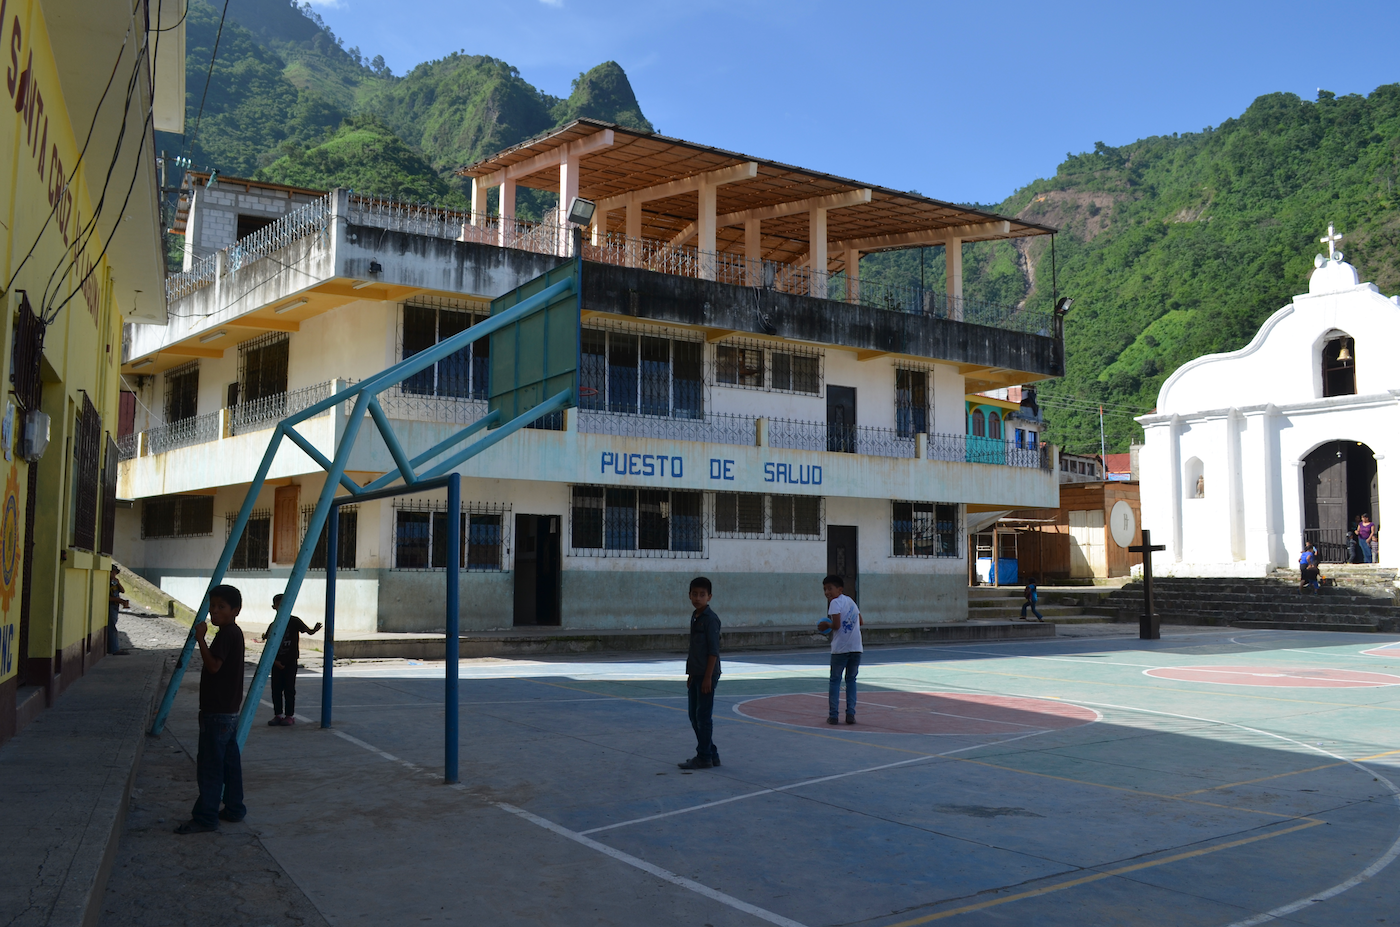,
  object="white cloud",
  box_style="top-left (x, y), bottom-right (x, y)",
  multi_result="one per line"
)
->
top-left (538, 0), bottom-right (564, 7)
